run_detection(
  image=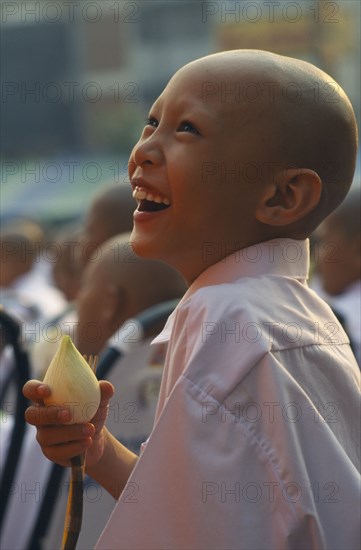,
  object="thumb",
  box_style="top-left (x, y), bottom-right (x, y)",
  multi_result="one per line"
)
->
top-left (99, 380), bottom-right (115, 402)
top-left (90, 380), bottom-right (115, 428)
